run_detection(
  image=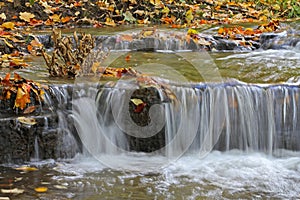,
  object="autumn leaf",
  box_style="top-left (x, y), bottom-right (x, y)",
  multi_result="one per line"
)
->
top-left (134, 102), bottom-right (147, 113)
top-left (61, 16), bottom-right (71, 23)
top-left (19, 12), bottom-right (35, 22)
top-left (17, 116), bottom-right (37, 125)
top-left (15, 166), bottom-right (38, 171)
top-left (1, 22), bottom-right (15, 30)
top-left (105, 18), bottom-right (116, 27)
top-left (23, 105), bottom-right (36, 114)
top-left (50, 14), bottom-right (61, 22)
top-left (15, 86), bottom-right (31, 110)
top-left (34, 187), bottom-right (48, 193)
top-left (131, 98), bottom-right (144, 106)
top-left (125, 54), bottom-right (131, 62)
